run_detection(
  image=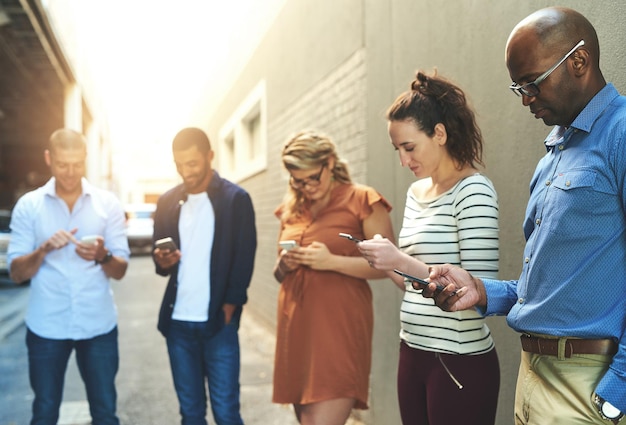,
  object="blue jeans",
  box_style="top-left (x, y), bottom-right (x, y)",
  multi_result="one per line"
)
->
top-left (166, 319), bottom-right (243, 425)
top-left (26, 327), bottom-right (119, 425)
